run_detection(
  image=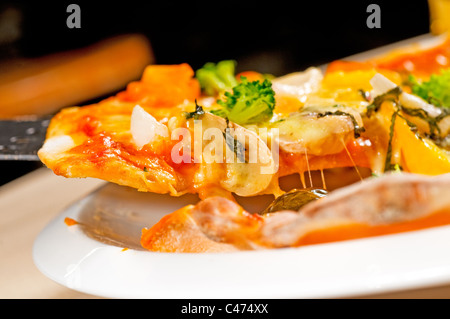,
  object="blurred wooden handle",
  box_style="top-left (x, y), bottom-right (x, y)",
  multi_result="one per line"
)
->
top-left (0, 34), bottom-right (154, 119)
